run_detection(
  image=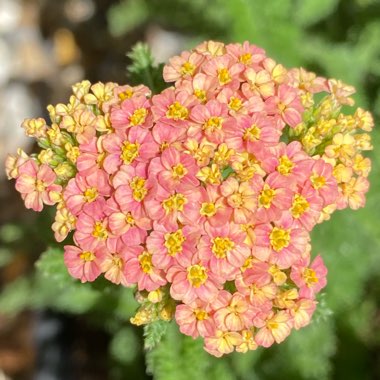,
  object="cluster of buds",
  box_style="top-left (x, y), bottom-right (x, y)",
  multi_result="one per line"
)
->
top-left (5, 40), bottom-right (373, 357)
